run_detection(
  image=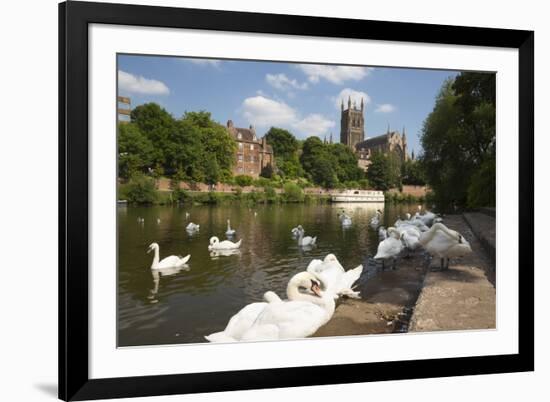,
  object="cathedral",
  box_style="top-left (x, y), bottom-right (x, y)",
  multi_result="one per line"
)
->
top-left (340, 96), bottom-right (408, 171)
